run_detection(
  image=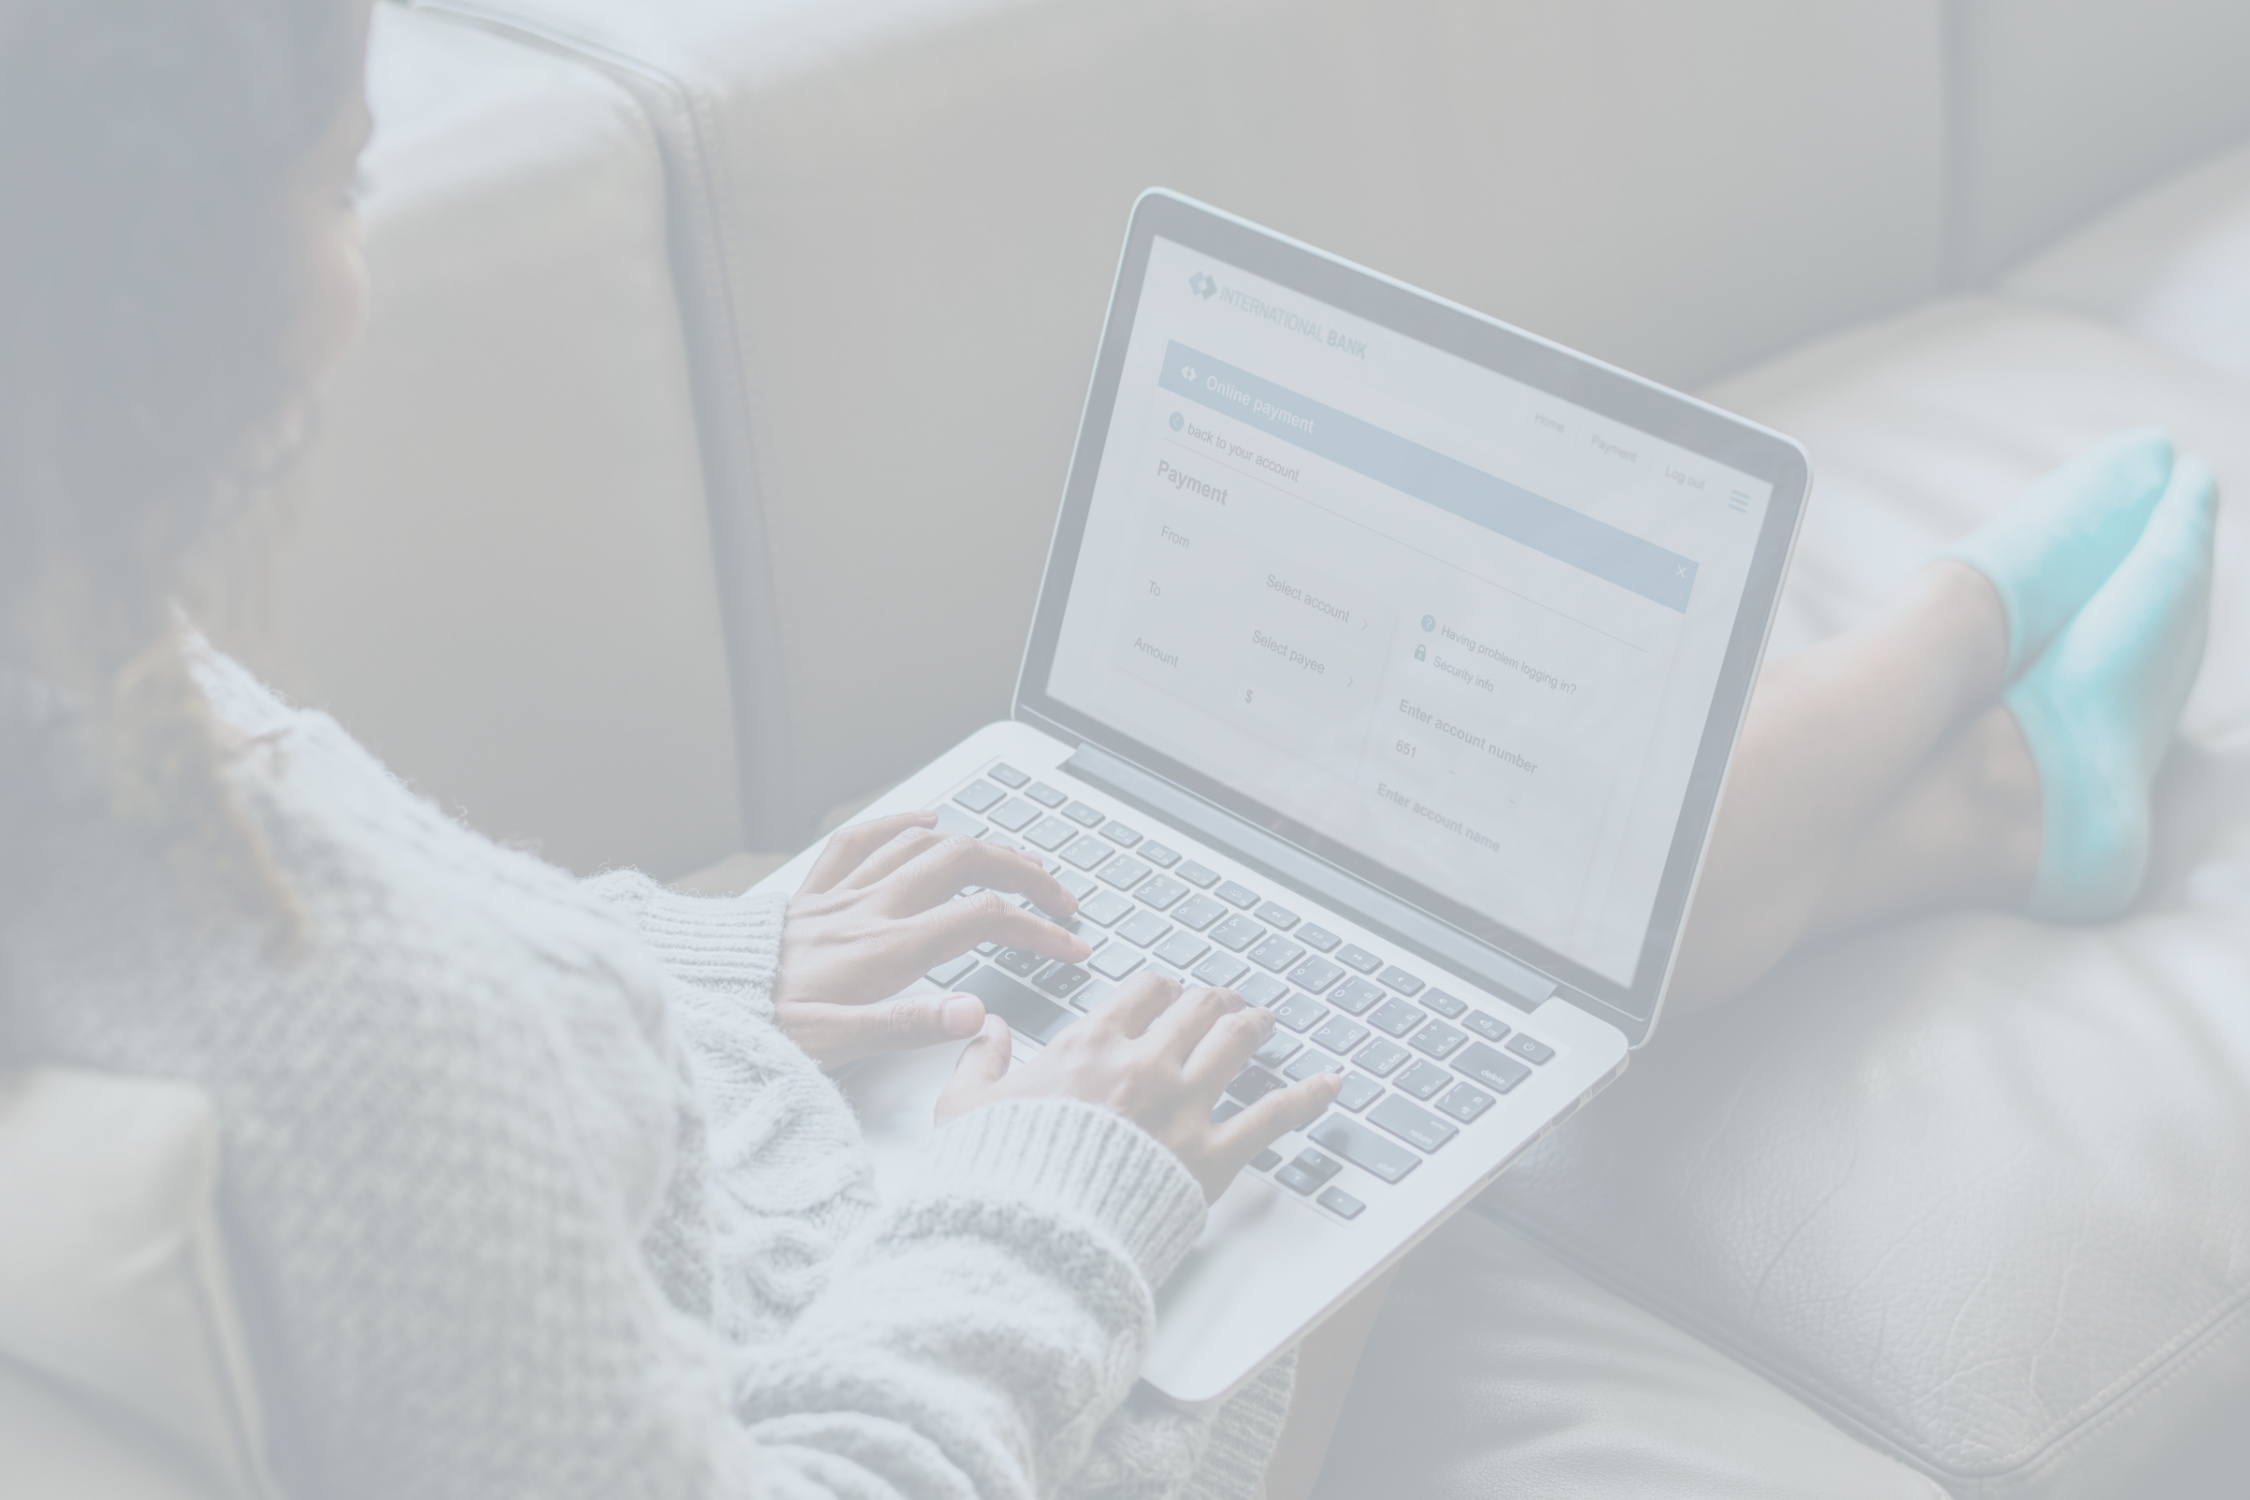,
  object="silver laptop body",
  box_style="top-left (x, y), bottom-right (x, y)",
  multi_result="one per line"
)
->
top-left (750, 191), bottom-right (1810, 1405)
